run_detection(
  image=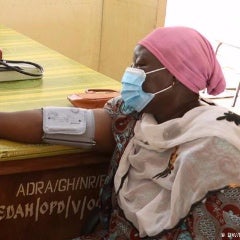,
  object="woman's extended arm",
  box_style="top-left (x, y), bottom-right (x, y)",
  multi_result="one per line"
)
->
top-left (0, 110), bottom-right (43, 143)
top-left (93, 108), bottom-right (116, 153)
top-left (0, 108), bottom-right (115, 154)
